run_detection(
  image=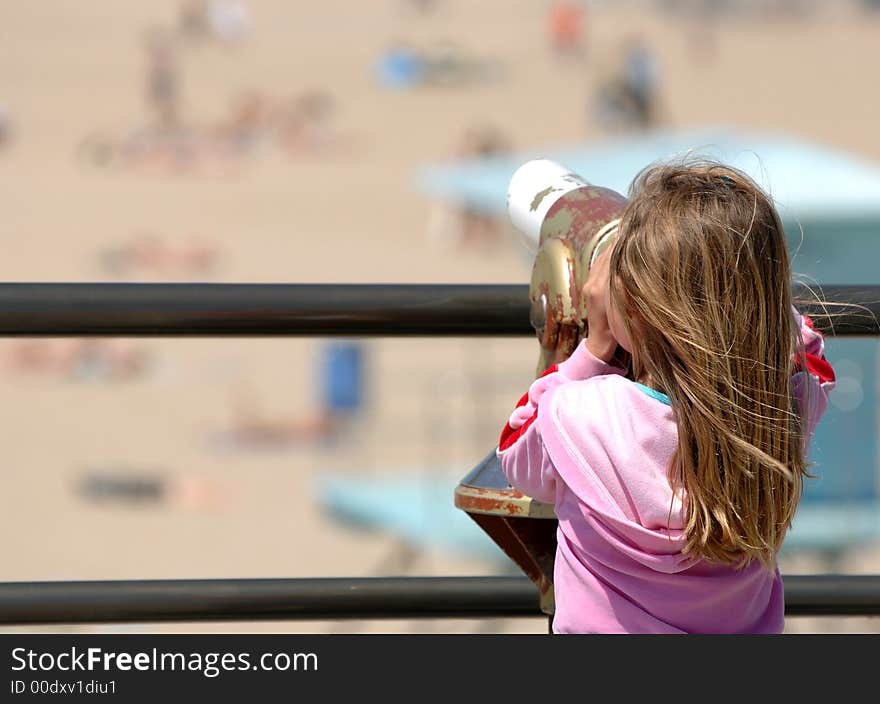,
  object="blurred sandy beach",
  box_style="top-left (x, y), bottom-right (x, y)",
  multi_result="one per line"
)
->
top-left (0, 0), bottom-right (879, 634)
